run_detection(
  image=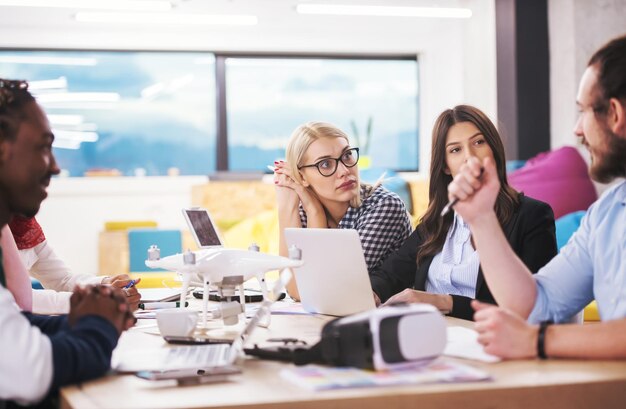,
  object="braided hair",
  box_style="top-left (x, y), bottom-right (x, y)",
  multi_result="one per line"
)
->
top-left (0, 79), bottom-right (35, 142)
